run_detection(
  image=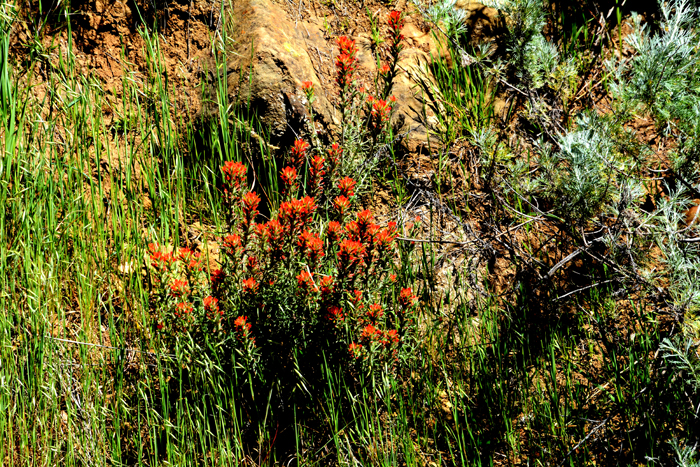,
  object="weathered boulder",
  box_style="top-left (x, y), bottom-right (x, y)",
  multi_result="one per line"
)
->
top-left (224, 0), bottom-right (336, 144)
top-left (223, 0), bottom-right (504, 148)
